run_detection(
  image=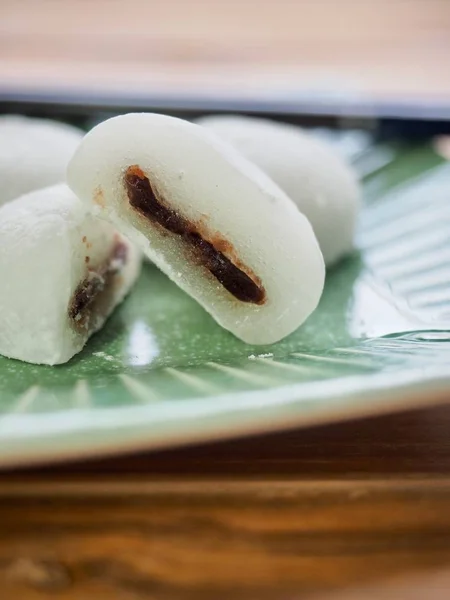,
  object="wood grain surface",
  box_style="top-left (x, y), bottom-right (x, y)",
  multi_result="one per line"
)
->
top-left (1, 404), bottom-right (450, 599)
top-left (1, 0), bottom-right (450, 100)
